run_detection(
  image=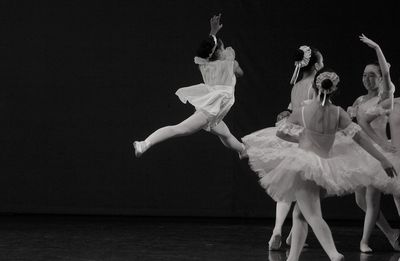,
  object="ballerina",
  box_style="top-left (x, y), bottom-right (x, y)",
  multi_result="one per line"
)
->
top-left (133, 14), bottom-right (245, 158)
top-left (347, 34), bottom-right (400, 253)
top-left (248, 68), bottom-right (397, 261)
top-left (242, 45), bottom-right (324, 250)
